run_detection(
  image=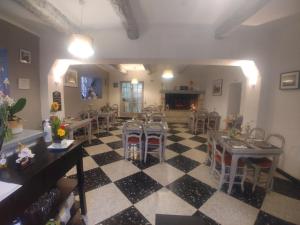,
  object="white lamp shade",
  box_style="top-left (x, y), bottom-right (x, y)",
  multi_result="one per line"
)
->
top-left (162, 69), bottom-right (174, 79)
top-left (68, 34), bottom-right (94, 59)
